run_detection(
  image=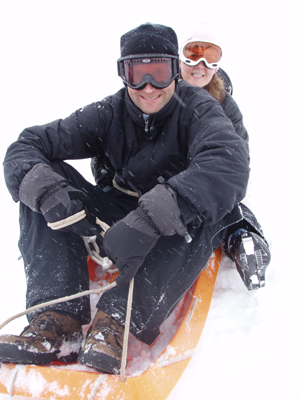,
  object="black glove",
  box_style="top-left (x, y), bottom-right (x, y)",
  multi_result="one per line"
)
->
top-left (40, 182), bottom-right (104, 239)
top-left (103, 184), bottom-right (187, 286)
top-left (103, 207), bottom-right (160, 286)
top-left (138, 184), bottom-right (187, 236)
top-left (19, 163), bottom-right (103, 240)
